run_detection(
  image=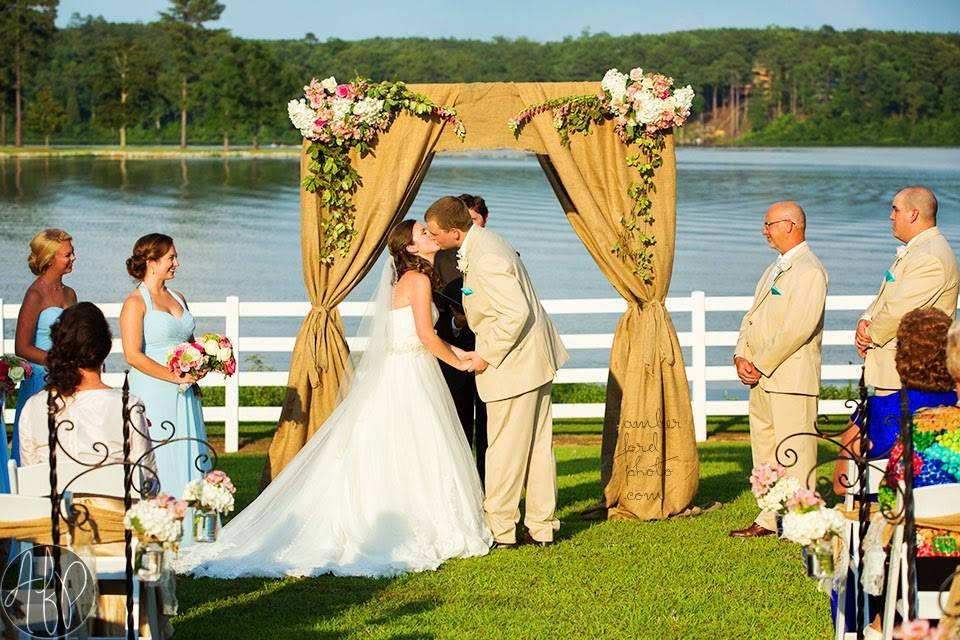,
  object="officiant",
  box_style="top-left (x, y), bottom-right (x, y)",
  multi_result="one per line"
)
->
top-left (434, 194), bottom-right (489, 484)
